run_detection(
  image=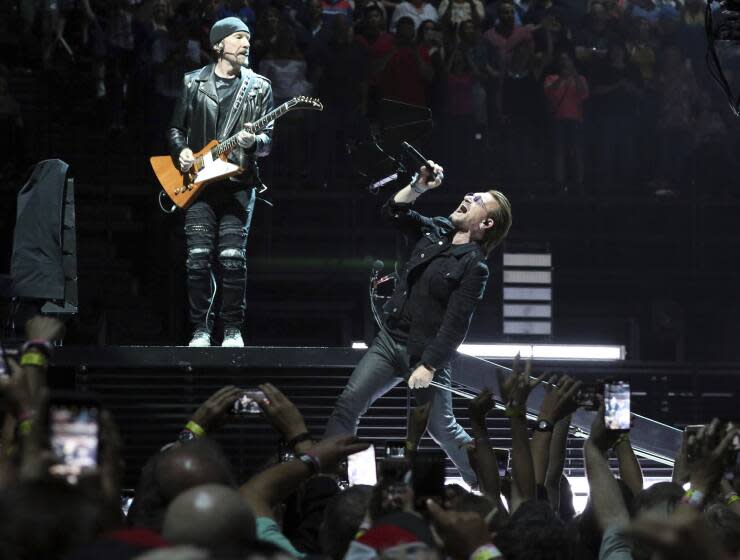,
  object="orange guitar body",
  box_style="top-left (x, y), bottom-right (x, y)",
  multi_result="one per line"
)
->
top-left (149, 140), bottom-right (242, 210)
top-left (150, 96), bottom-right (324, 210)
